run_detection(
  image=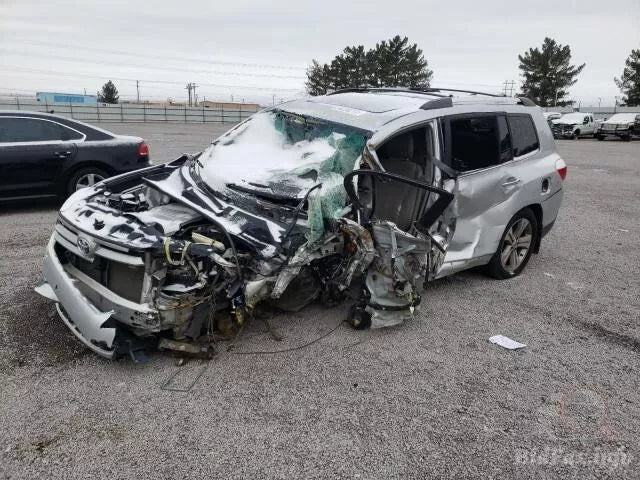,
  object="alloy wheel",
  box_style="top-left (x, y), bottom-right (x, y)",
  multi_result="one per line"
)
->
top-left (75, 173), bottom-right (105, 191)
top-left (500, 218), bottom-right (533, 274)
